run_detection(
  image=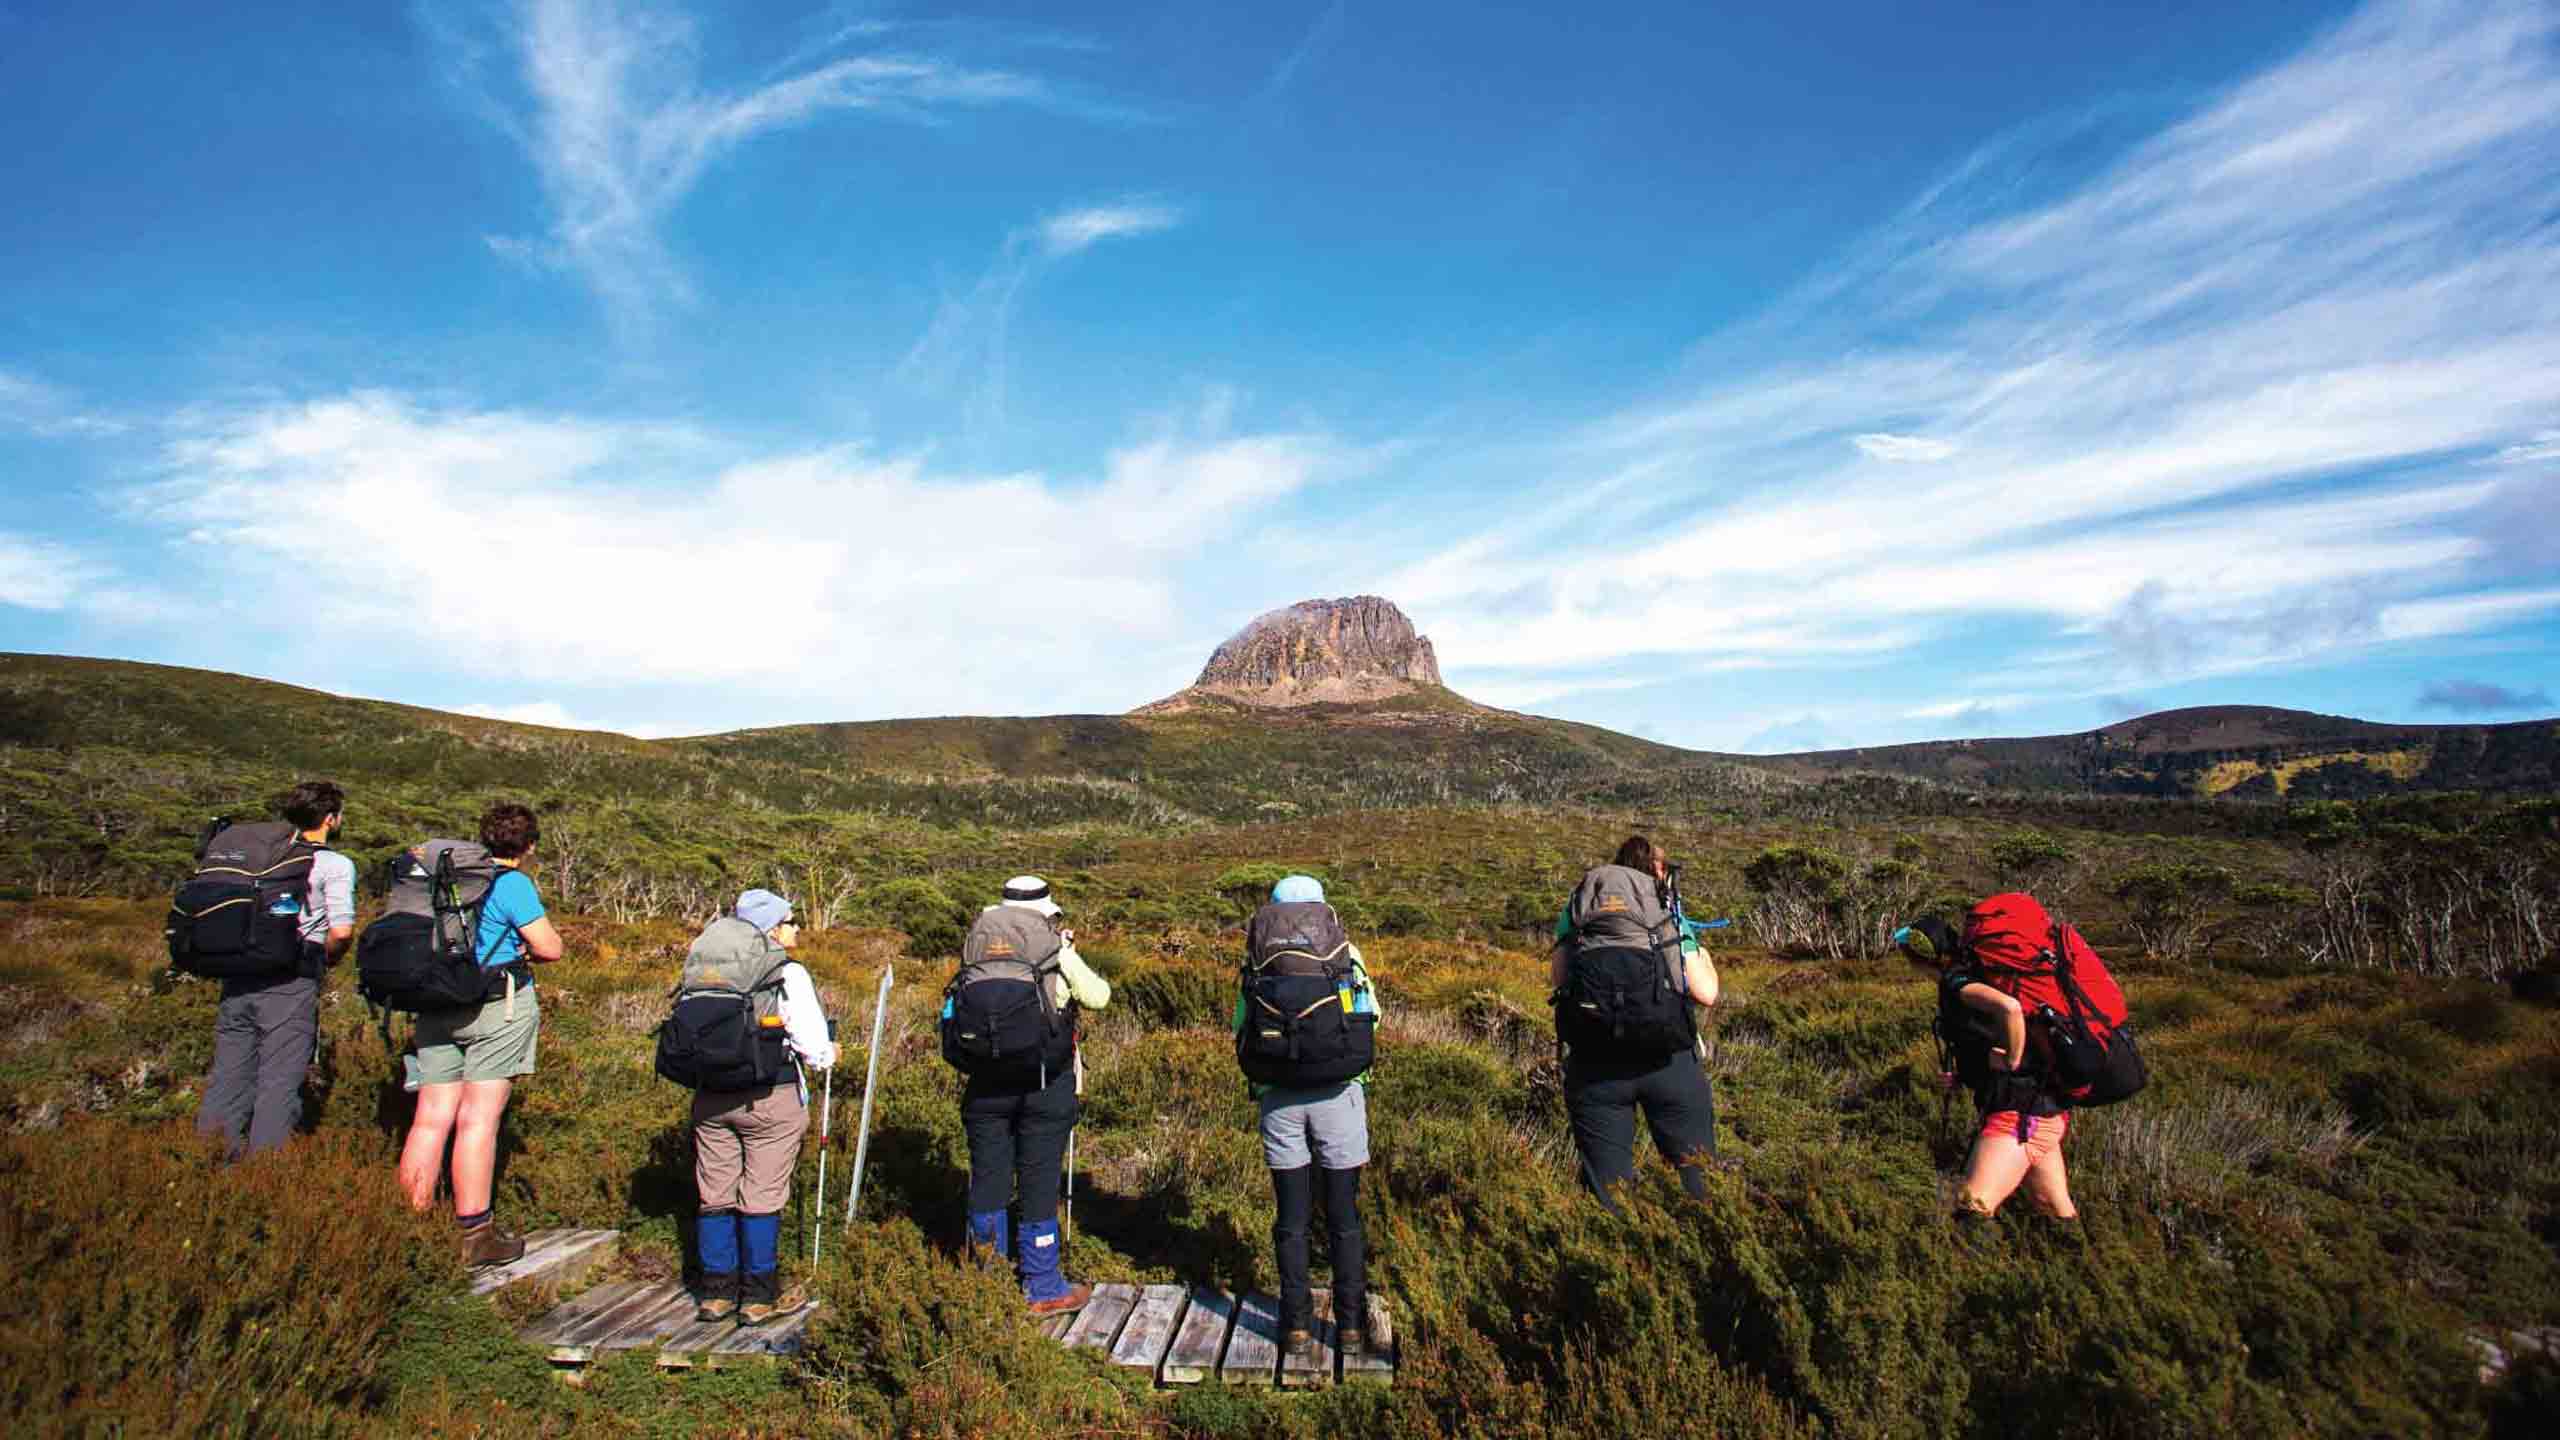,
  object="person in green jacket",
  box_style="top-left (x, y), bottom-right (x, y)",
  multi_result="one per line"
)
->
top-left (1233, 874), bottom-right (1380, 1362)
